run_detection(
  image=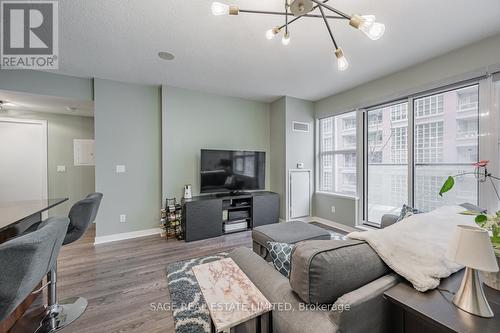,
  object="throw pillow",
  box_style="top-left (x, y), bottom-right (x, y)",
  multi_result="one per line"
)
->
top-left (397, 204), bottom-right (421, 222)
top-left (267, 241), bottom-right (295, 278)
